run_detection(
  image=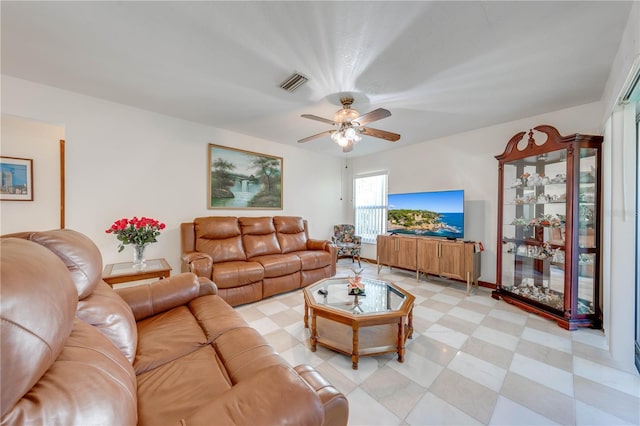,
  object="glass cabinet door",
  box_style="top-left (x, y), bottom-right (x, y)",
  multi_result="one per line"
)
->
top-left (501, 149), bottom-right (567, 314)
top-left (576, 148), bottom-right (598, 315)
